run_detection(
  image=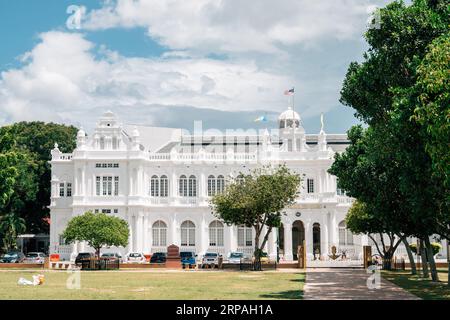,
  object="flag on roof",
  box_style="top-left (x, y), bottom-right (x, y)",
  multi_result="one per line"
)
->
top-left (284, 87), bottom-right (295, 96)
top-left (254, 115), bottom-right (268, 122)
